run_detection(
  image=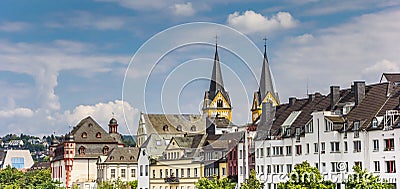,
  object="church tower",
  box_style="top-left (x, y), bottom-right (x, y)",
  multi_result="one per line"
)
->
top-left (251, 42), bottom-right (279, 122)
top-left (202, 44), bottom-right (232, 121)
